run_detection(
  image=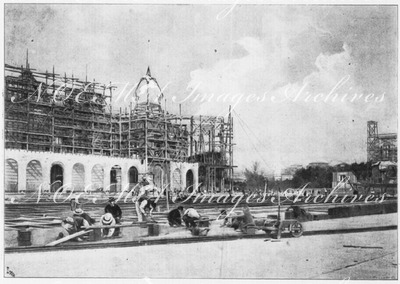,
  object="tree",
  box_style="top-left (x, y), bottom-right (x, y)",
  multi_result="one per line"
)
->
top-left (292, 166), bottom-right (333, 188)
top-left (291, 162), bottom-right (373, 188)
top-left (243, 161), bottom-right (267, 192)
top-left (349, 162), bottom-right (372, 181)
